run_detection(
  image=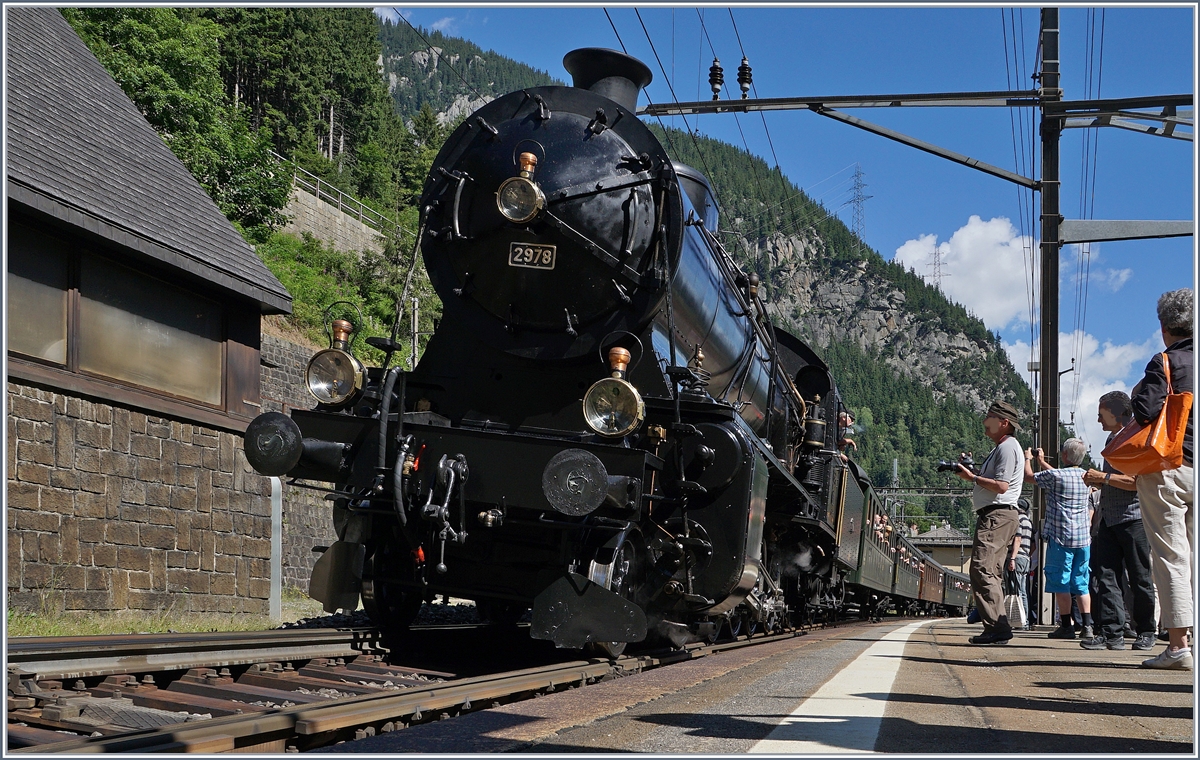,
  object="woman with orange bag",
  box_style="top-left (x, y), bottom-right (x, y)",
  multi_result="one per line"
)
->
top-left (1131, 288), bottom-right (1194, 670)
